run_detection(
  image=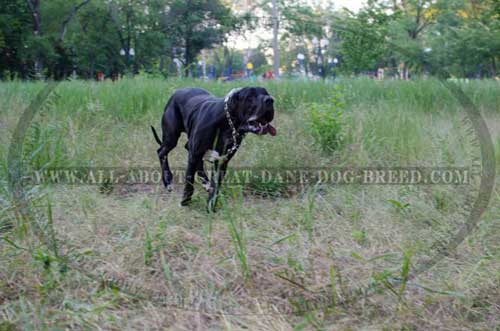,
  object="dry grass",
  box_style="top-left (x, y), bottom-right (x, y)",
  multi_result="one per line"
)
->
top-left (0, 78), bottom-right (499, 330)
